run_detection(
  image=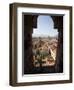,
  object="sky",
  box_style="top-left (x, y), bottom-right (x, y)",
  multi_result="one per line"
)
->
top-left (32, 15), bottom-right (58, 37)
